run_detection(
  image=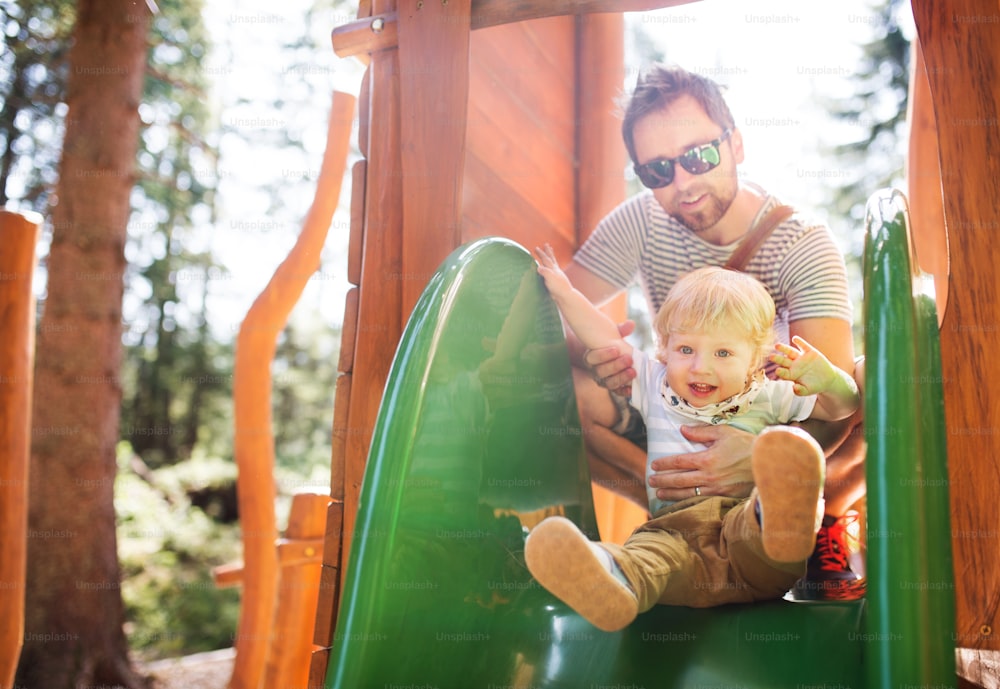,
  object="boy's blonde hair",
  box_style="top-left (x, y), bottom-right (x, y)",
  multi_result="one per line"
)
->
top-left (654, 267), bottom-right (775, 369)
